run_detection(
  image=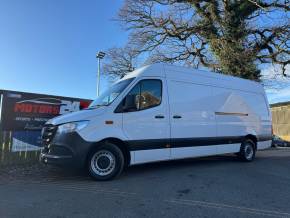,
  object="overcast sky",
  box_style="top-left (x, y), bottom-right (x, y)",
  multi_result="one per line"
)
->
top-left (0, 0), bottom-right (289, 103)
